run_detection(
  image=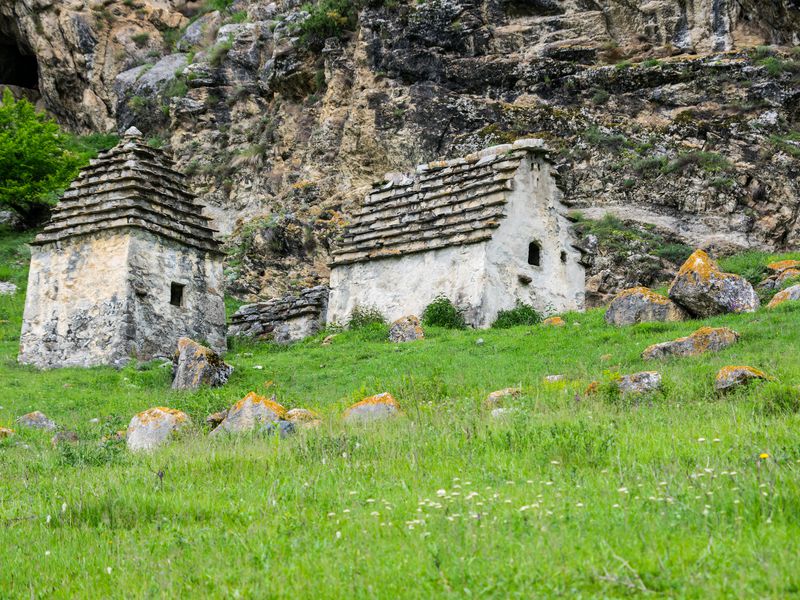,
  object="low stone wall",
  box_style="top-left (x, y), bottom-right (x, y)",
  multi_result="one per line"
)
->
top-left (228, 286), bottom-right (328, 343)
